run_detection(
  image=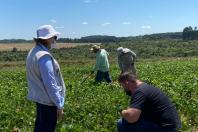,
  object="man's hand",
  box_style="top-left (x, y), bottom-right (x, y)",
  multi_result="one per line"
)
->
top-left (57, 109), bottom-right (64, 121)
